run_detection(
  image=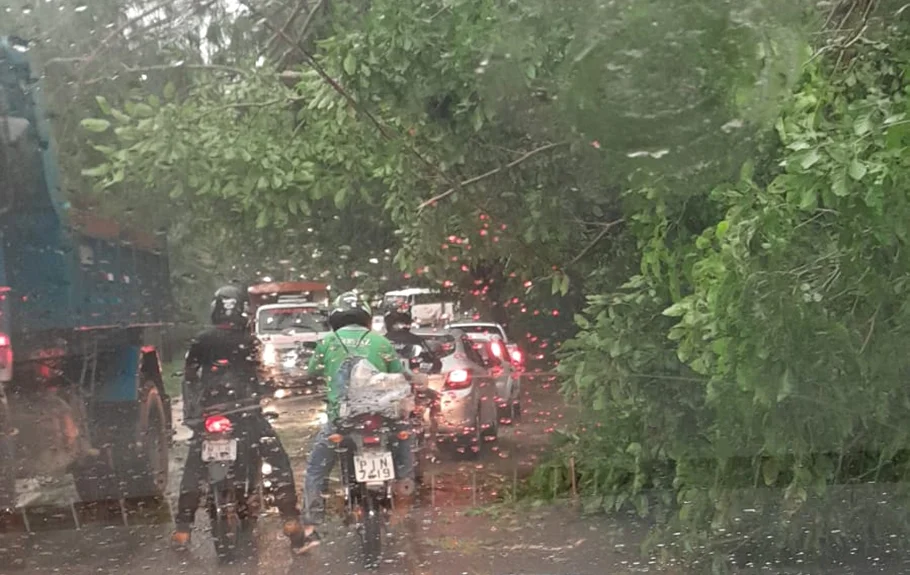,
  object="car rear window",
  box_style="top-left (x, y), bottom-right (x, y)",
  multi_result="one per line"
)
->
top-left (419, 333), bottom-right (457, 357)
top-left (454, 324), bottom-right (507, 340)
